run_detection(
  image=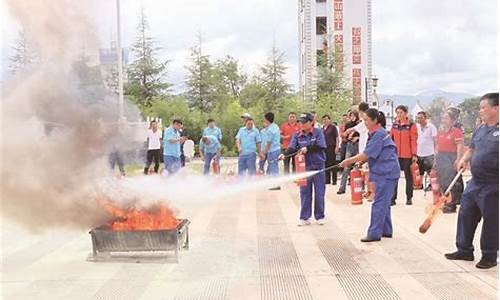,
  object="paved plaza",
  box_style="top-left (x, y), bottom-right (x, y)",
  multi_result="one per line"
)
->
top-left (1, 176), bottom-right (498, 300)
